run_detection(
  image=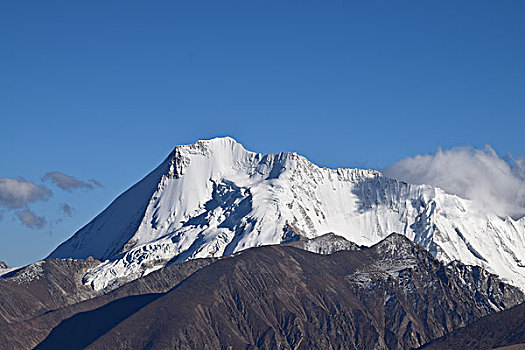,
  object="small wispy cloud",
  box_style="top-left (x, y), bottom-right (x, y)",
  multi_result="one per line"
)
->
top-left (1, 171), bottom-right (101, 230)
top-left (16, 209), bottom-right (46, 229)
top-left (0, 178), bottom-right (52, 209)
top-left (43, 171), bottom-right (101, 191)
top-left (382, 145), bottom-right (525, 219)
top-left (61, 203), bottom-right (73, 217)
top-left (89, 179), bottom-right (103, 188)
